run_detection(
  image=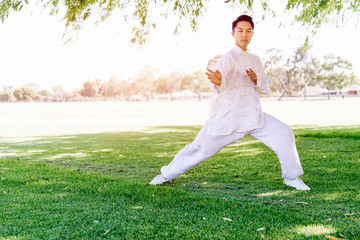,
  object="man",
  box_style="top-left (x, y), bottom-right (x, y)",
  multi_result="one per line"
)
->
top-left (149, 15), bottom-right (310, 190)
